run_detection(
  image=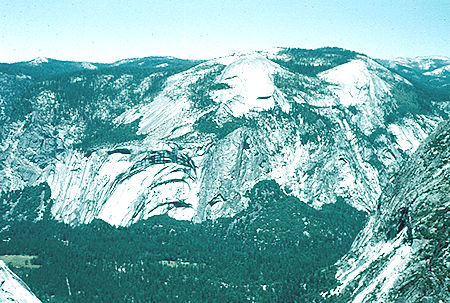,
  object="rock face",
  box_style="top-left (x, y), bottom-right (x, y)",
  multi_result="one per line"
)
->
top-left (0, 48), bottom-right (448, 226)
top-left (0, 261), bottom-right (41, 303)
top-left (333, 120), bottom-right (449, 302)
